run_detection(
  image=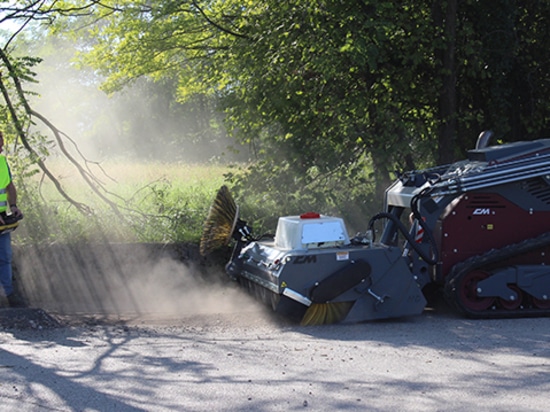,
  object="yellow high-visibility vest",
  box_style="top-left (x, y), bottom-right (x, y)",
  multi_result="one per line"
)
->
top-left (0, 155), bottom-right (12, 213)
